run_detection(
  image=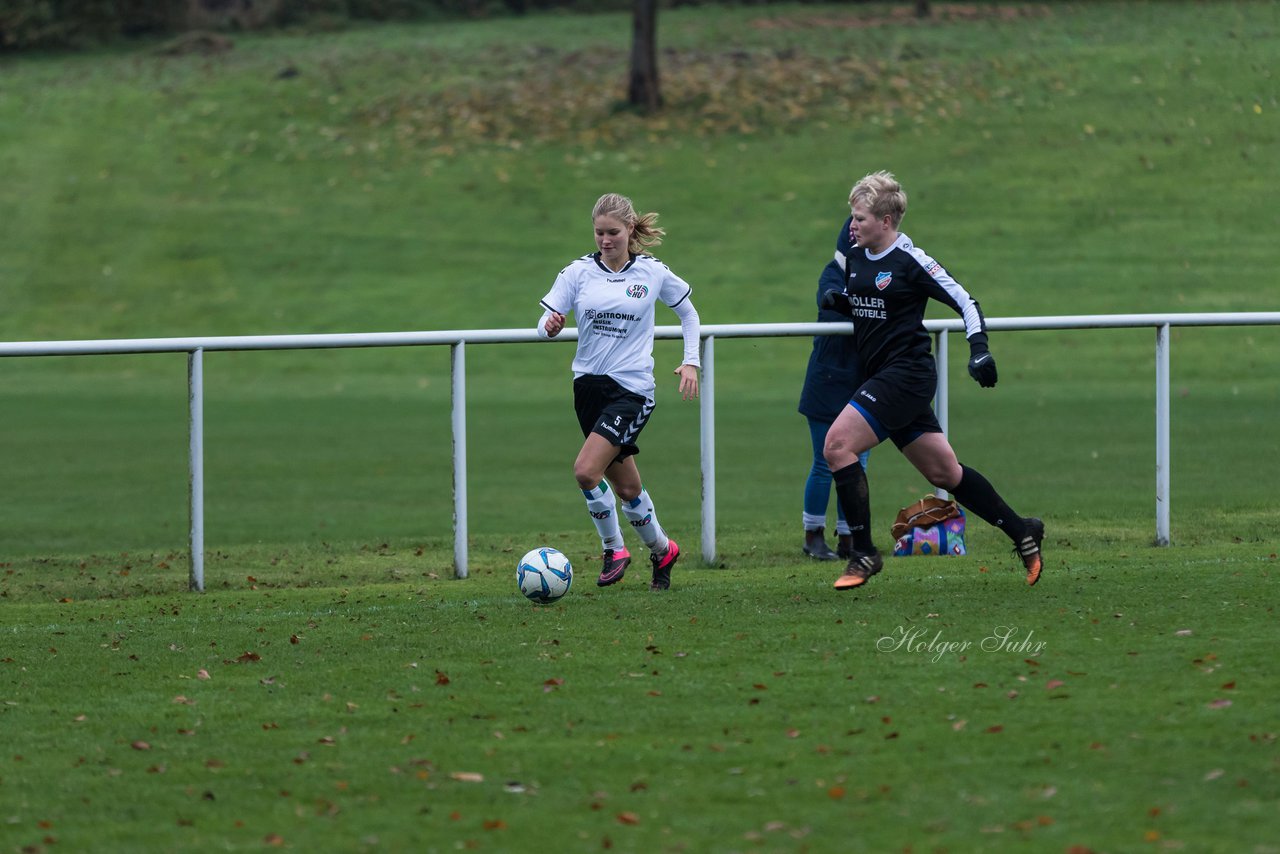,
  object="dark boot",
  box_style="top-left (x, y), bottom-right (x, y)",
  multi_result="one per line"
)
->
top-left (803, 527), bottom-right (838, 561)
top-left (837, 534), bottom-right (854, 560)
